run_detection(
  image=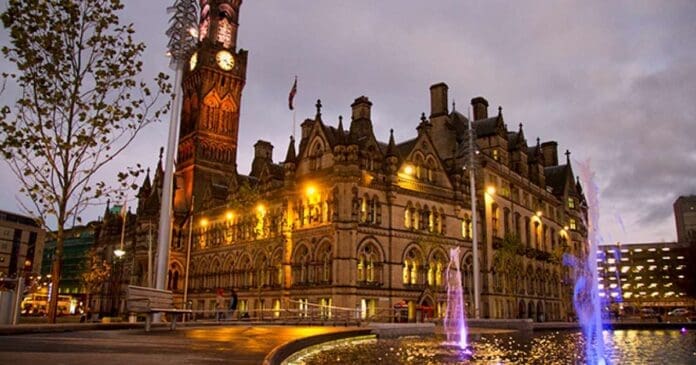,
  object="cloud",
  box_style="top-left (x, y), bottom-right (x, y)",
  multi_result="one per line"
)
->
top-left (0, 0), bottom-right (694, 243)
